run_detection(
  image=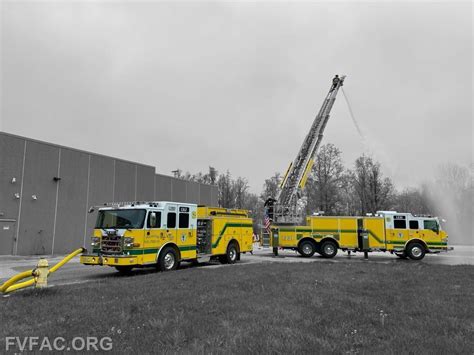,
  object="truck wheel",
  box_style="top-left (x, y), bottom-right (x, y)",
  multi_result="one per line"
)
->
top-left (320, 240), bottom-right (338, 258)
top-left (406, 242), bottom-right (425, 261)
top-left (115, 266), bottom-right (133, 274)
top-left (298, 240), bottom-right (316, 257)
top-left (158, 247), bottom-right (180, 271)
top-left (219, 242), bottom-right (239, 264)
top-left (395, 251), bottom-right (408, 259)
